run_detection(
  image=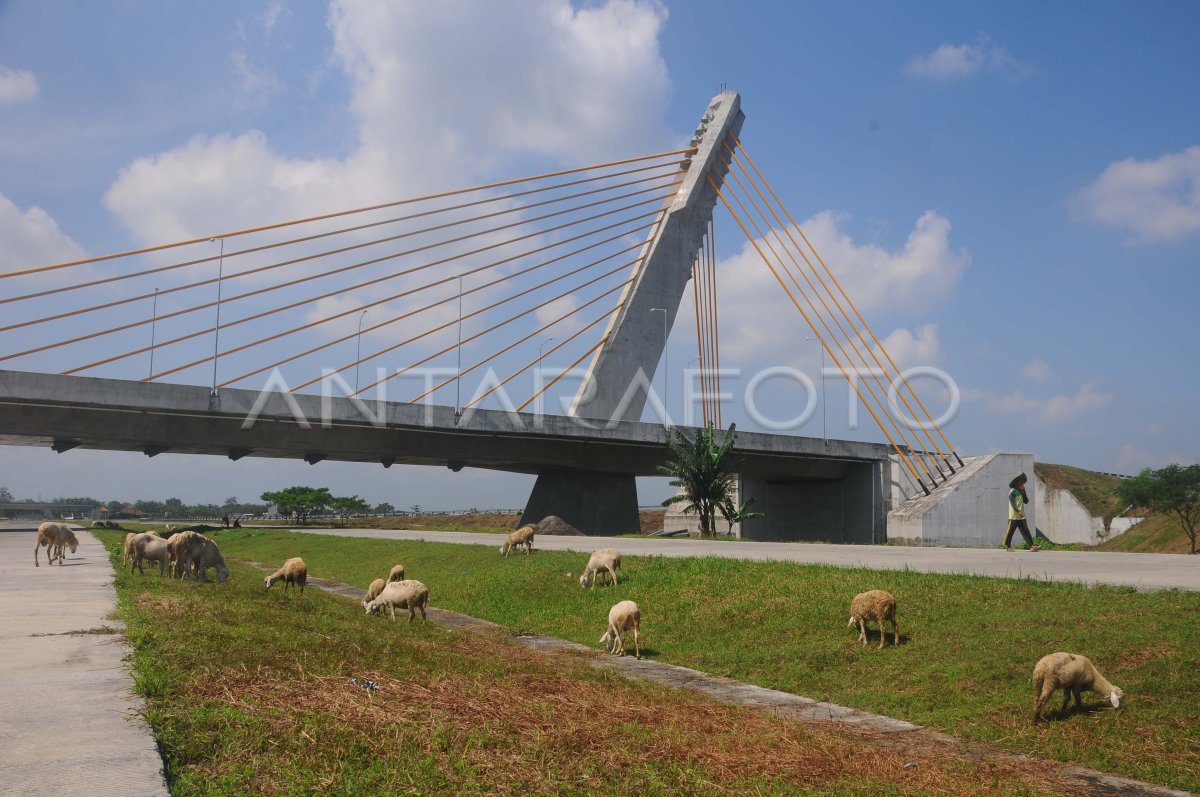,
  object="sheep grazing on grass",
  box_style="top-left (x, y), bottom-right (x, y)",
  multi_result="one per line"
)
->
top-left (129, 533), bottom-right (171, 576)
top-left (122, 532), bottom-right (139, 568)
top-left (362, 578), bottom-right (387, 609)
top-left (599, 600), bottom-right (641, 659)
top-left (388, 564), bottom-right (406, 582)
top-left (34, 522), bottom-right (77, 566)
top-left (364, 579), bottom-right (429, 622)
top-left (848, 589), bottom-right (899, 649)
top-left (579, 548), bottom-right (621, 589)
top-left (170, 532), bottom-right (229, 583)
top-left (1033, 652), bottom-right (1124, 723)
top-left (499, 525), bottom-right (535, 557)
top-left (264, 557), bottom-right (308, 595)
